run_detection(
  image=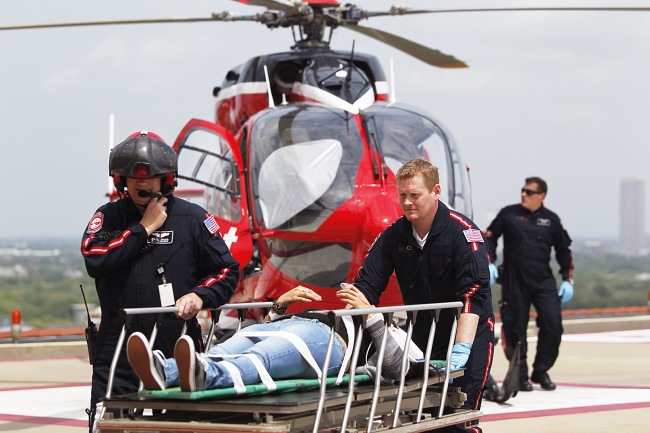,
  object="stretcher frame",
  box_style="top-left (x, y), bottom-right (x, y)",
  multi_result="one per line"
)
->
top-left (95, 301), bottom-right (482, 432)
